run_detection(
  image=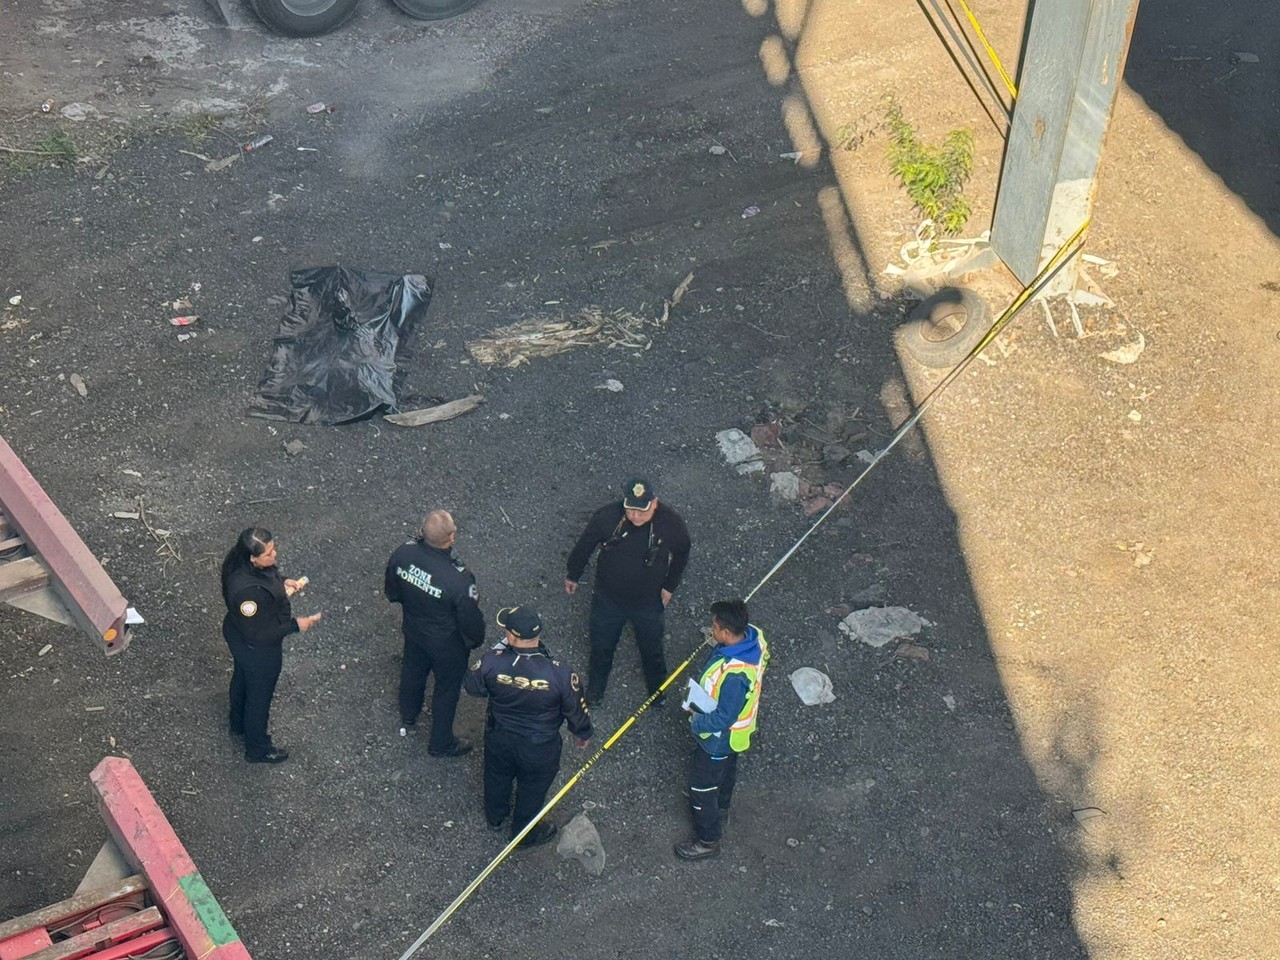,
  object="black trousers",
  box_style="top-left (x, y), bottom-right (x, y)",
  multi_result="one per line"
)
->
top-left (689, 747), bottom-right (739, 842)
top-left (587, 591), bottom-right (667, 699)
top-left (398, 635), bottom-right (467, 753)
top-left (226, 631), bottom-right (283, 759)
top-left (483, 727), bottom-right (562, 836)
